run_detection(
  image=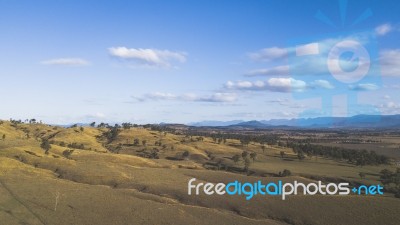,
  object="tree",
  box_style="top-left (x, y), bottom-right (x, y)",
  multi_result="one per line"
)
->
top-left (356, 156), bottom-right (366, 167)
top-left (261, 145), bottom-right (266, 153)
top-left (62, 149), bottom-right (74, 159)
top-left (142, 140), bottom-right (147, 146)
top-left (380, 169), bottom-right (393, 184)
top-left (279, 169), bottom-right (291, 177)
top-left (182, 150), bottom-right (190, 159)
top-left (150, 148), bottom-right (159, 159)
top-left (244, 157), bottom-right (251, 173)
top-left (379, 168), bottom-right (400, 198)
top-left (297, 151), bottom-right (305, 161)
top-left (133, 138), bottom-right (140, 146)
top-left (232, 154), bottom-right (240, 164)
top-left (216, 160), bottom-right (223, 170)
top-left (280, 151), bottom-right (285, 159)
top-left (122, 123), bottom-right (131, 130)
top-left (40, 139), bottom-right (51, 154)
top-left (240, 138), bottom-right (250, 146)
top-left (104, 126), bottom-right (119, 143)
top-left (241, 151), bottom-right (248, 160)
top-left (90, 122), bottom-right (96, 127)
top-left (250, 152), bottom-right (257, 162)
